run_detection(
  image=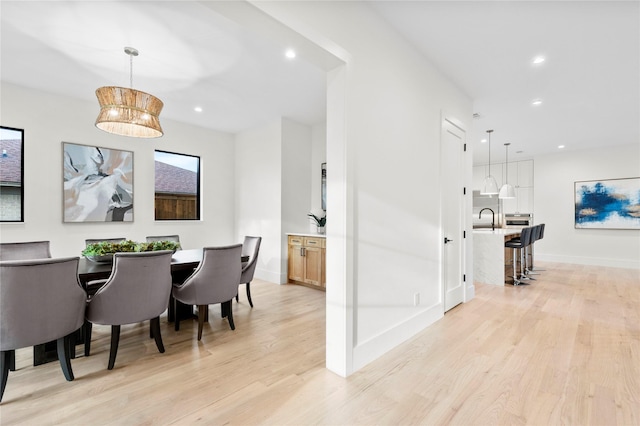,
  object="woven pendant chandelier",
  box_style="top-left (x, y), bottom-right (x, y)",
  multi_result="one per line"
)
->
top-left (95, 47), bottom-right (164, 138)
